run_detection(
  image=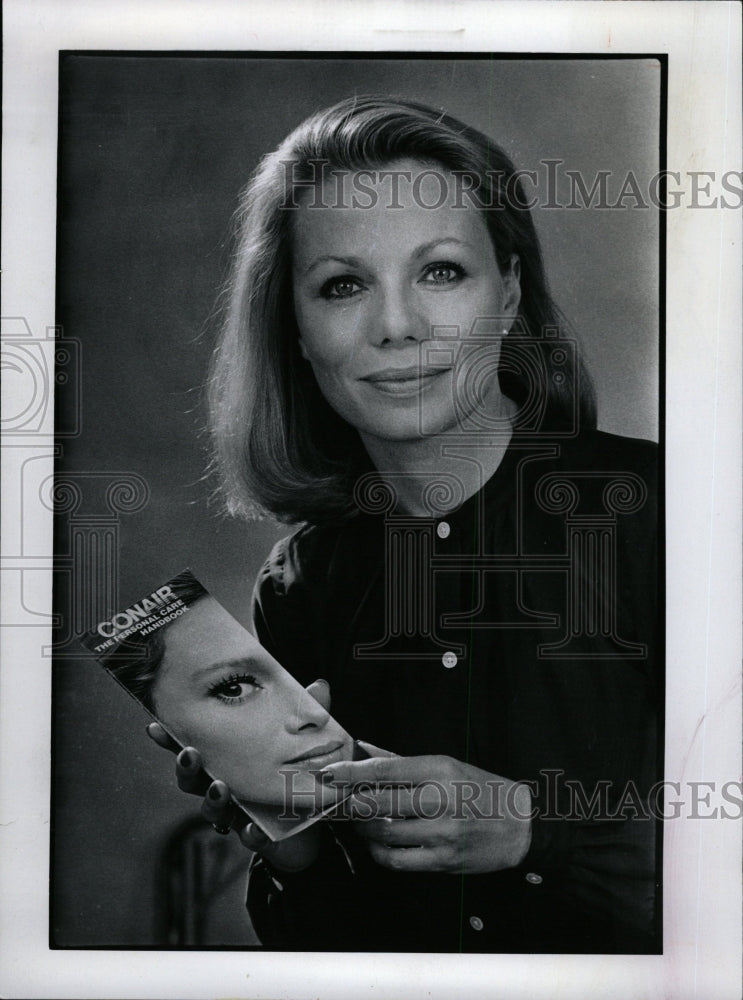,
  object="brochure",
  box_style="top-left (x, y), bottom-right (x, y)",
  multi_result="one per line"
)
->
top-left (80, 569), bottom-right (357, 842)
